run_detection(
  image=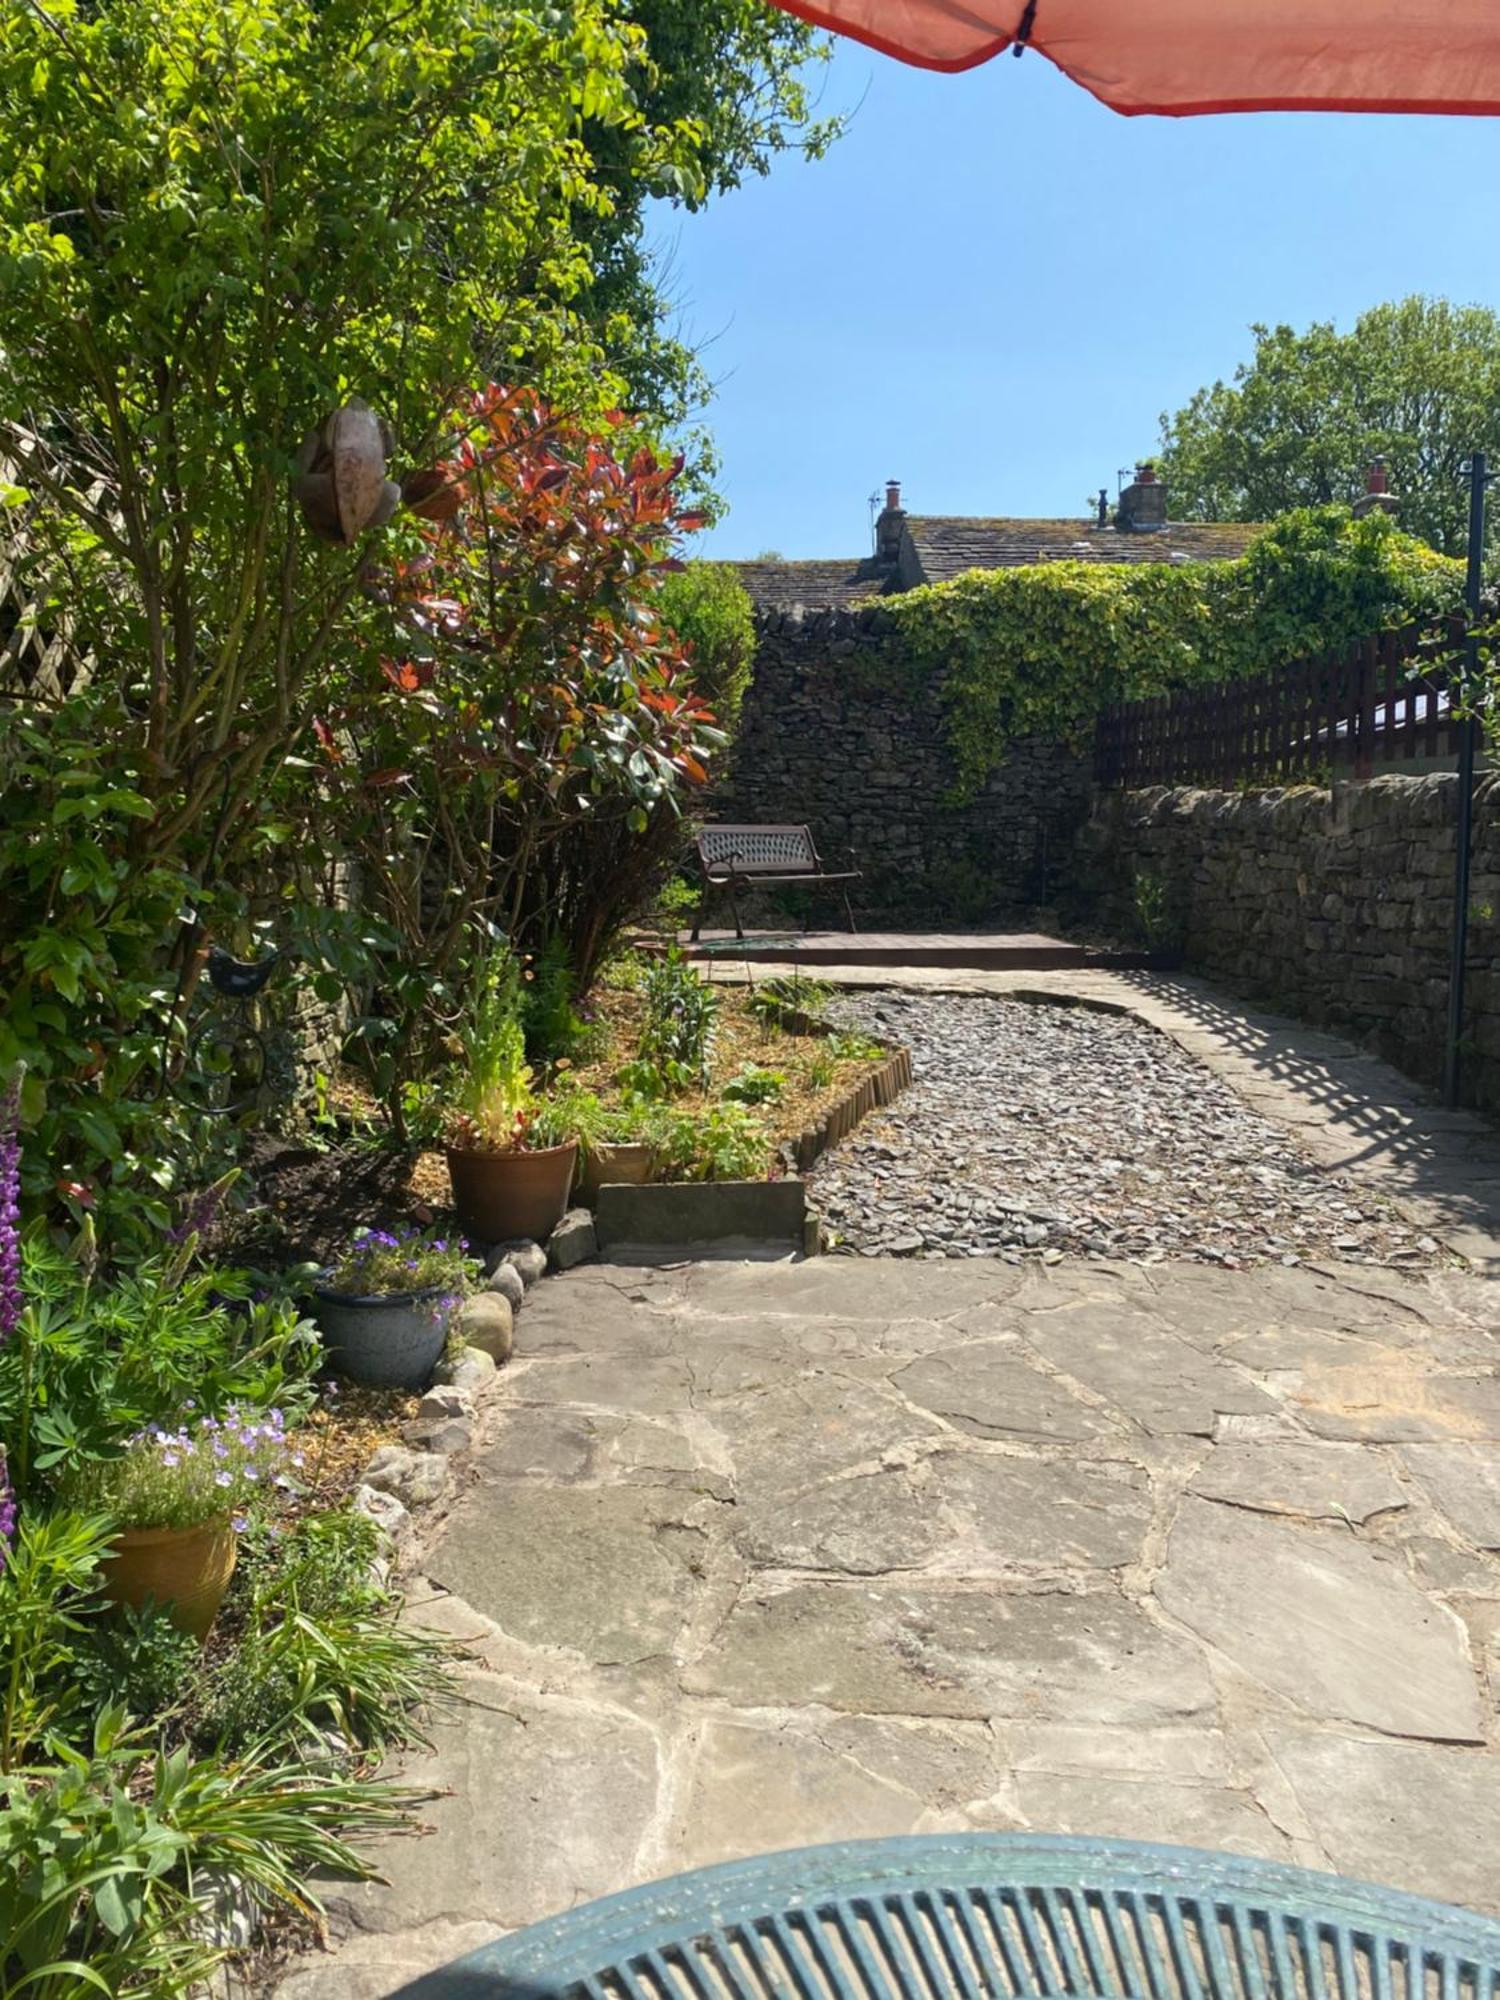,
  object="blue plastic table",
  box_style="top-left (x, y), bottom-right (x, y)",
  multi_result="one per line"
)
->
top-left (392, 1834), bottom-right (1500, 2000)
